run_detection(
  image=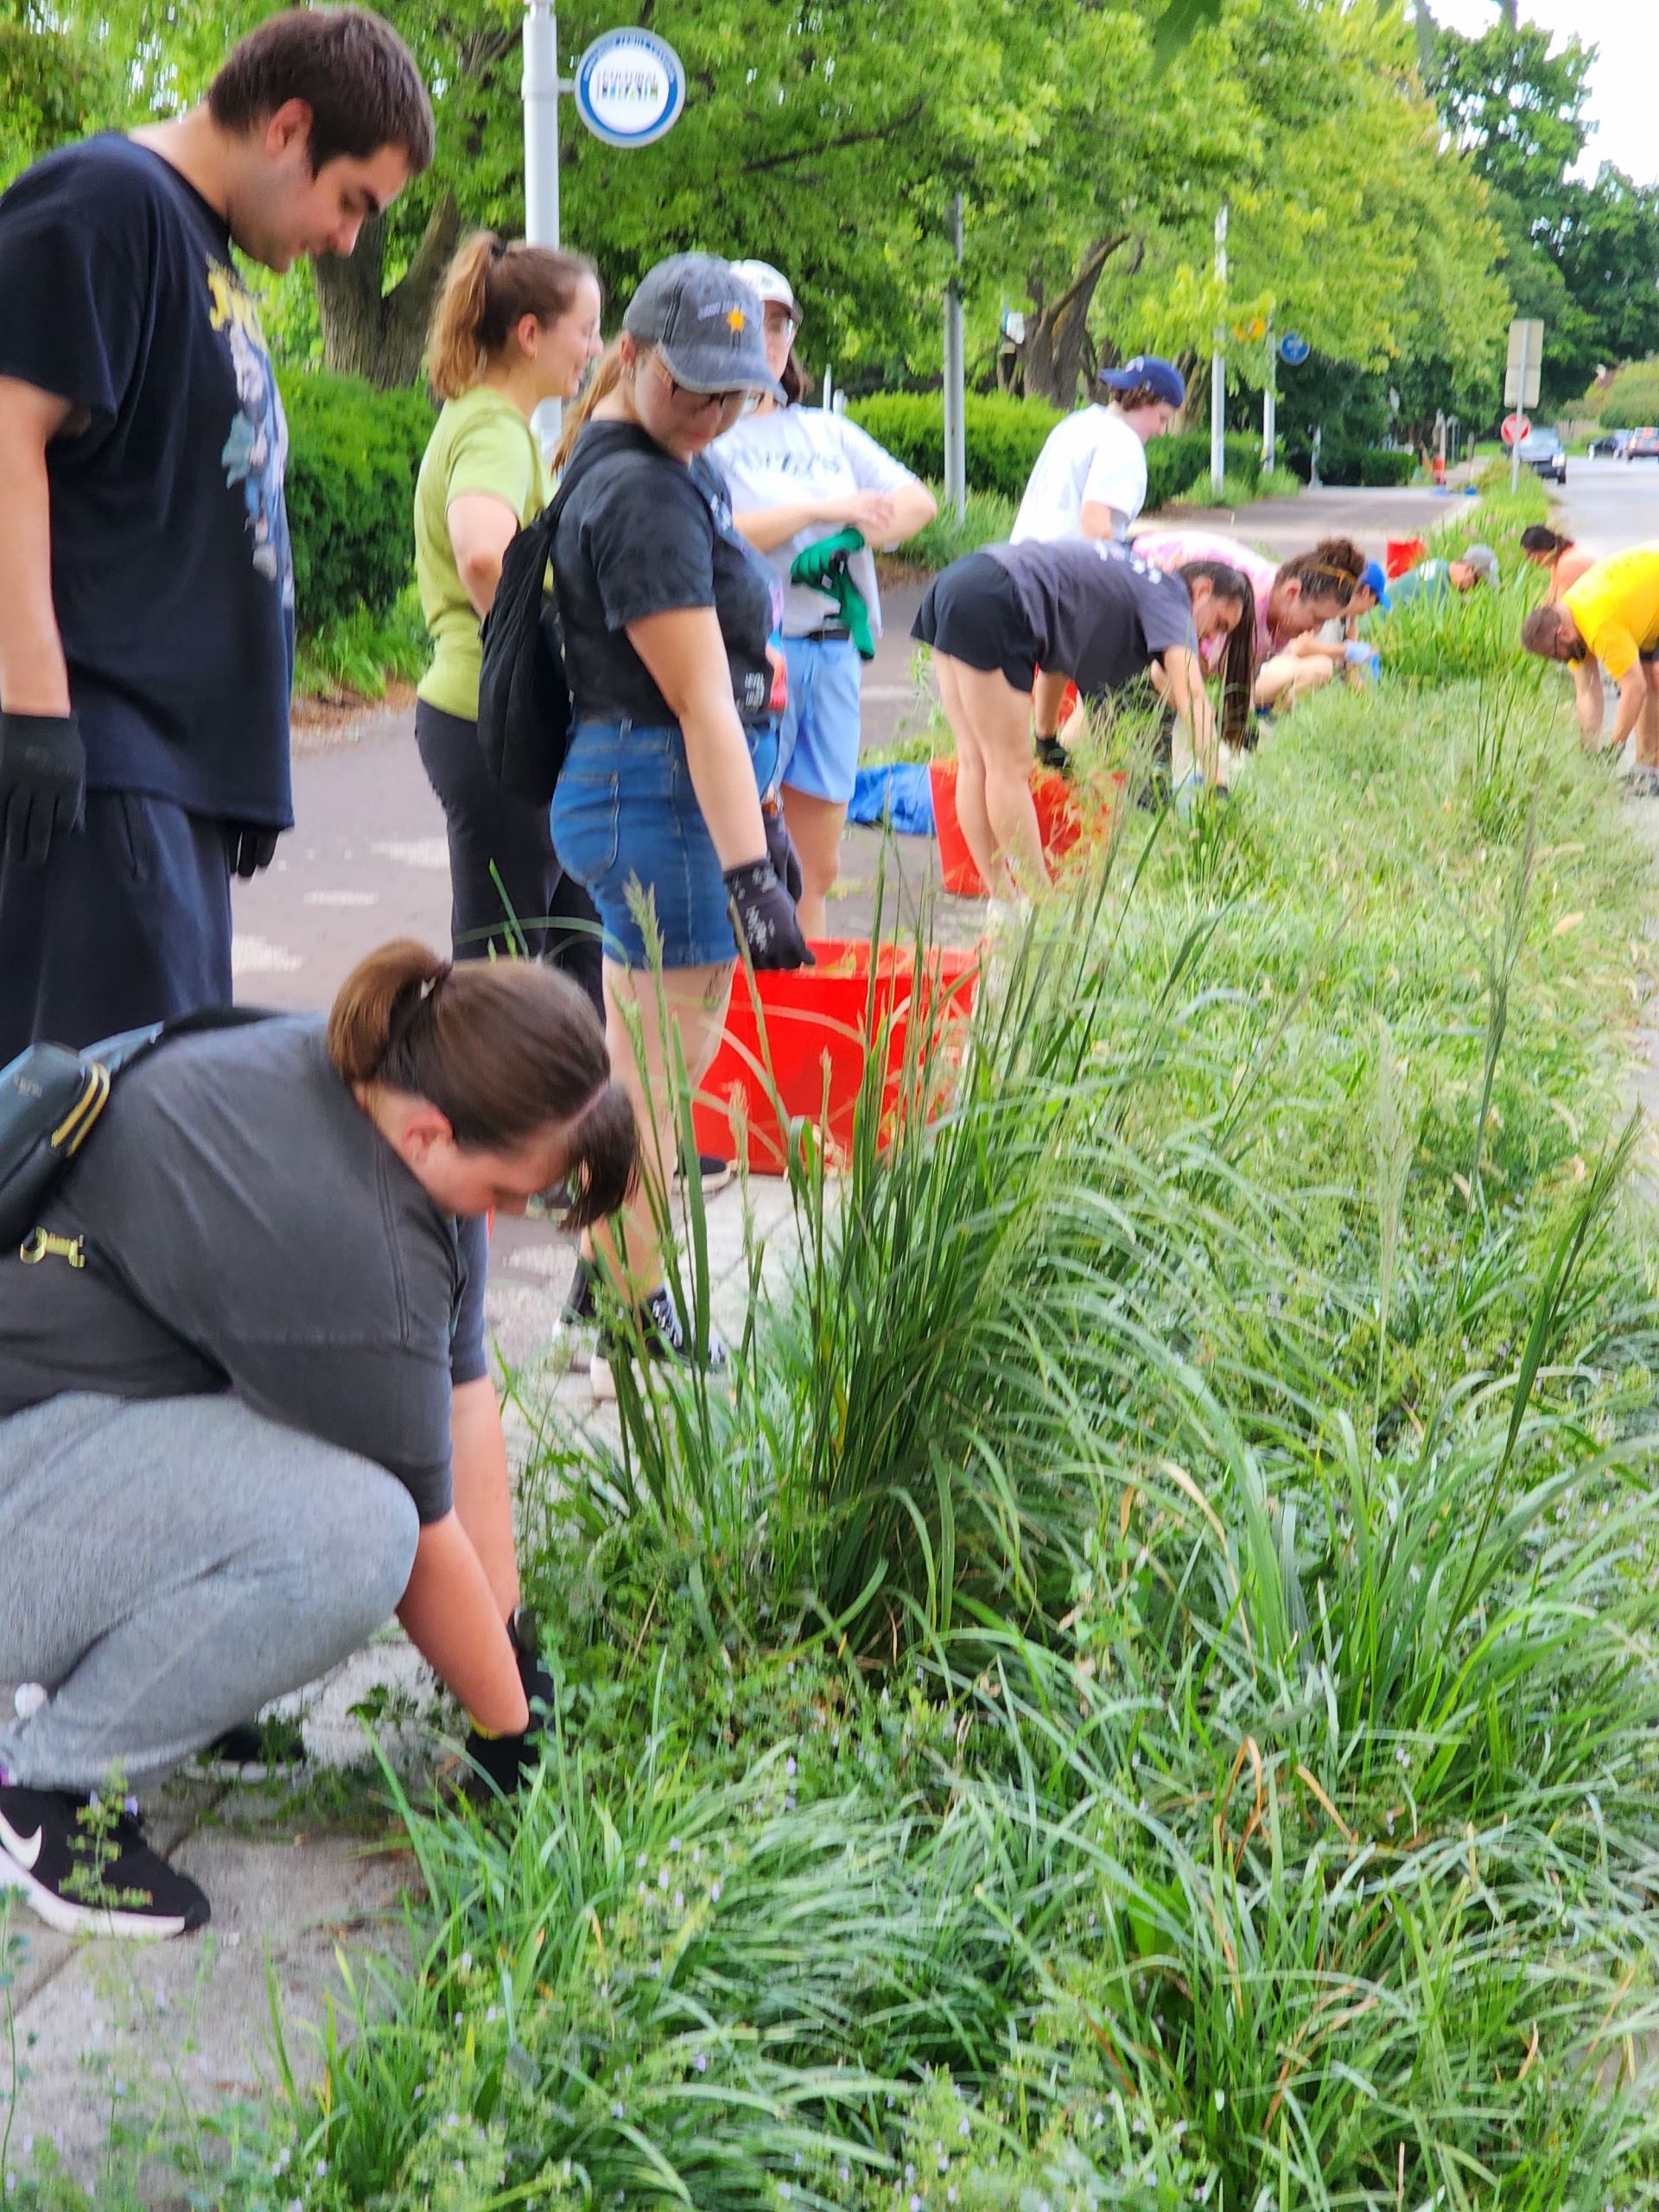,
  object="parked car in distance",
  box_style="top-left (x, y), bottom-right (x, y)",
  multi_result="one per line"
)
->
top-left (1516, 425), bottom-right (1567, 482)
top-left (1589, 427), bottom-right (1631, 459)
top-left (1625, 426), bottom-right (1659, 460)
